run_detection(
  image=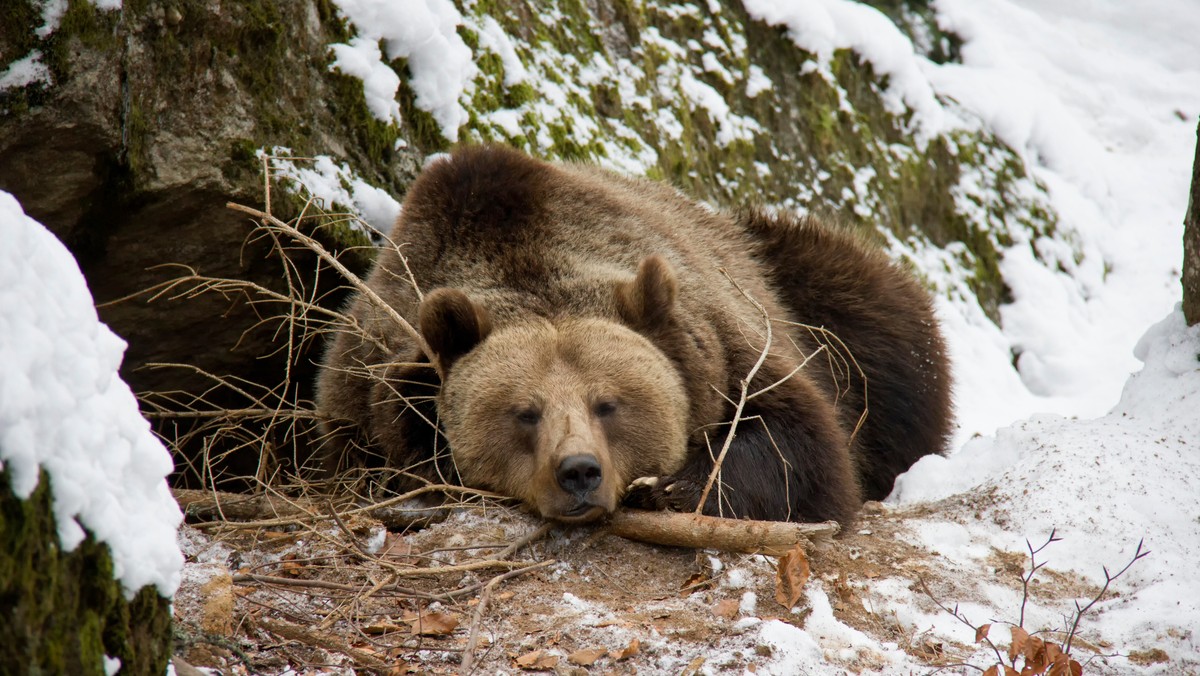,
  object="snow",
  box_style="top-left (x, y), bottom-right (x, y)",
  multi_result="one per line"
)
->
top-left (261, 148), bottom-right (402, 235)
top-left (329, 0), bottom-right (476, 141)
top-left (745, 64), bottom-right (773, 98)
top-left (743, 0), bottom-right (946, 139)
top-left (328, 37), bottom-right (403, 126)
top-left (0, 191), bottom-right (183, 601)
top-left (746, 0), bottom-right (1198, 442)
top-left (0, 50), bottom-right (52, 91)
top-left (882, 308), bottom-right (1200, 671)
top-left (33, 0), bottom-right (121, 39)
